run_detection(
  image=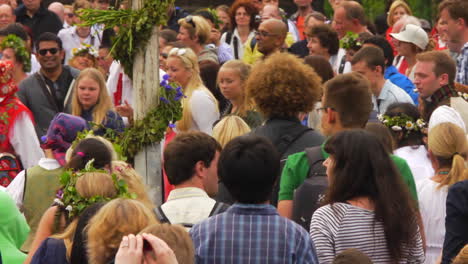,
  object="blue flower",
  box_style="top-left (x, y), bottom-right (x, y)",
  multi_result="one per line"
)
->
top-left (164, 84), bottom-right (172, 91)
top-left (168, 122), bottom-right (176, 128)
top-left (160, 96), bottom-right (169, 104)
top-left (163, 74), bottom-right (170, 81)
top-left (41, 136), bottom-right (47, 143)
